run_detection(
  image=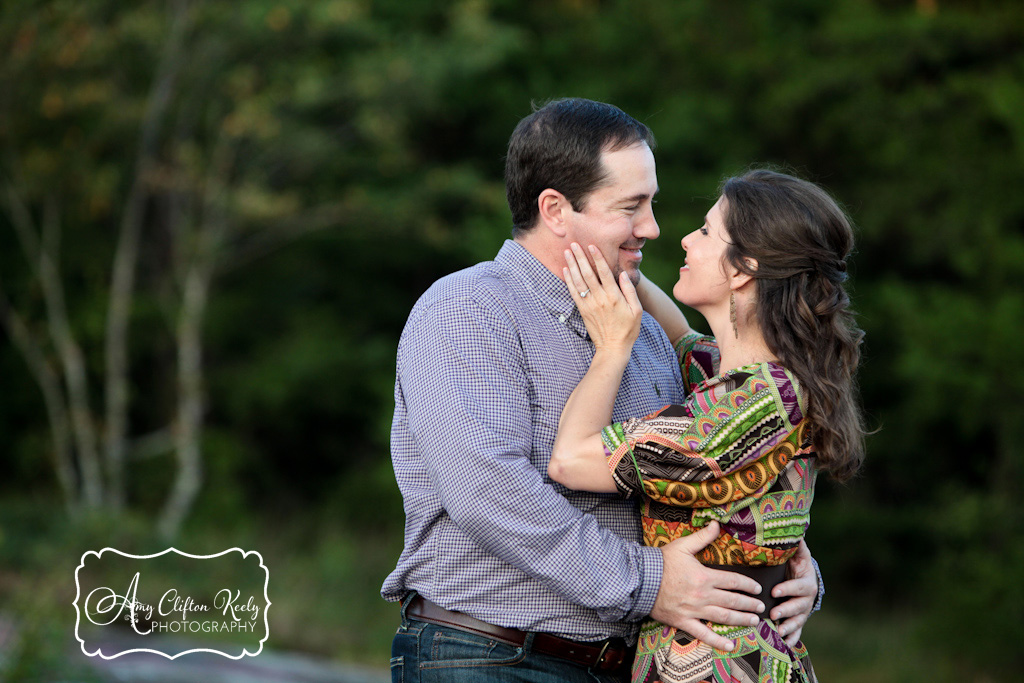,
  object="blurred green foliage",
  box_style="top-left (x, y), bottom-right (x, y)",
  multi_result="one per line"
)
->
top-left (1, 0), bottom-right (1022, 677)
